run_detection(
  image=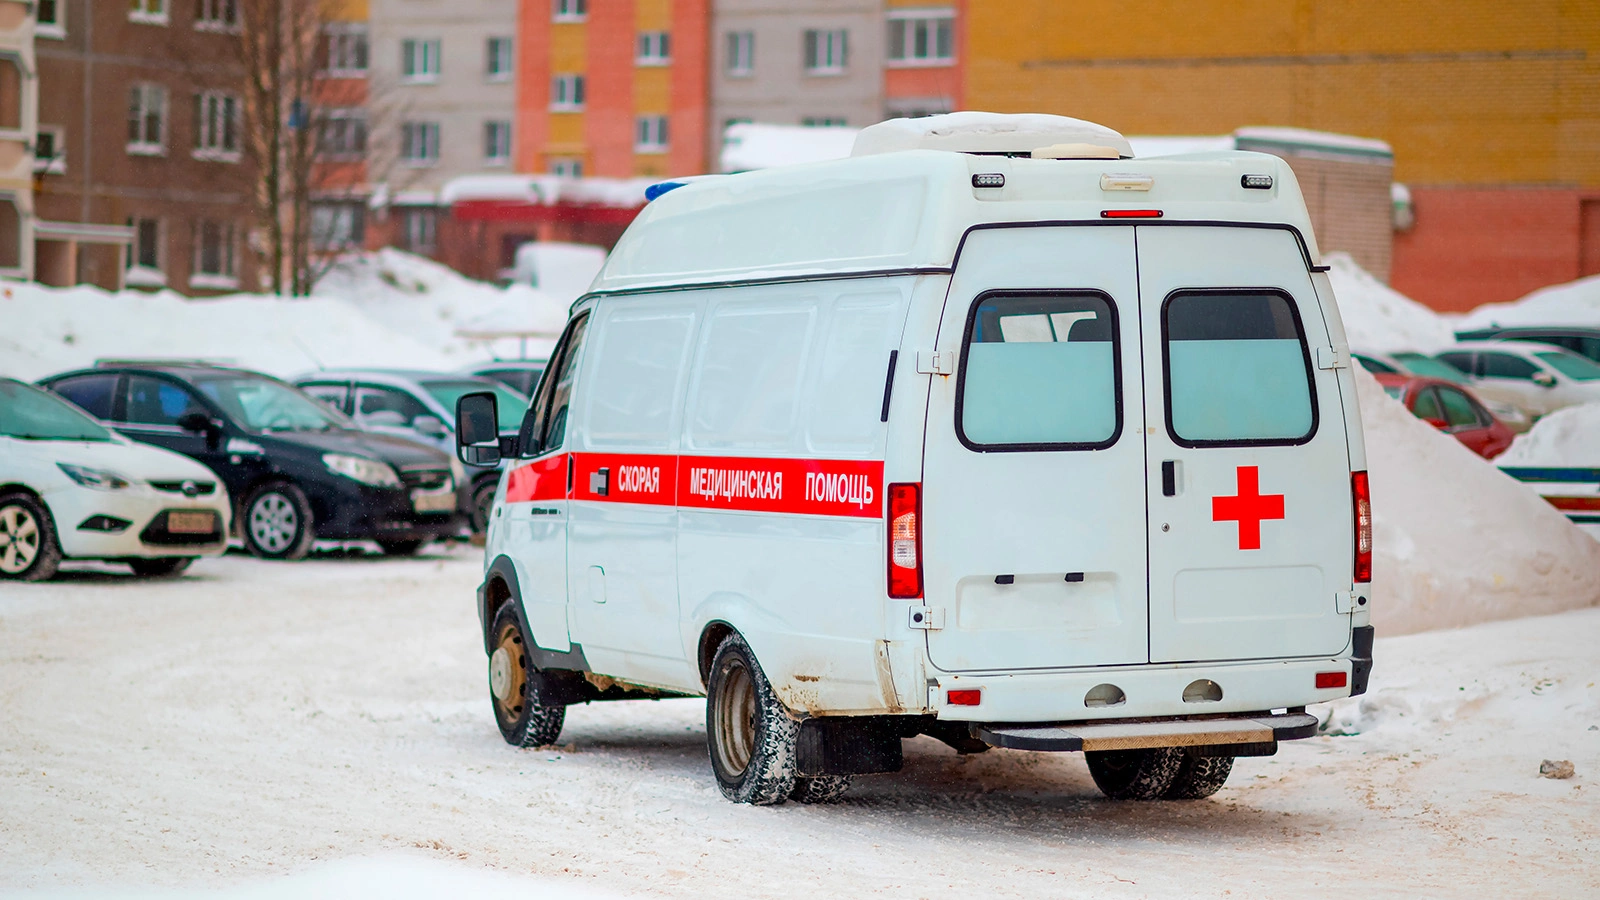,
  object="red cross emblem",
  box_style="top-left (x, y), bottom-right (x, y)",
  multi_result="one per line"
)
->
top-left (1212, 466), bottom-right (1285, 550)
